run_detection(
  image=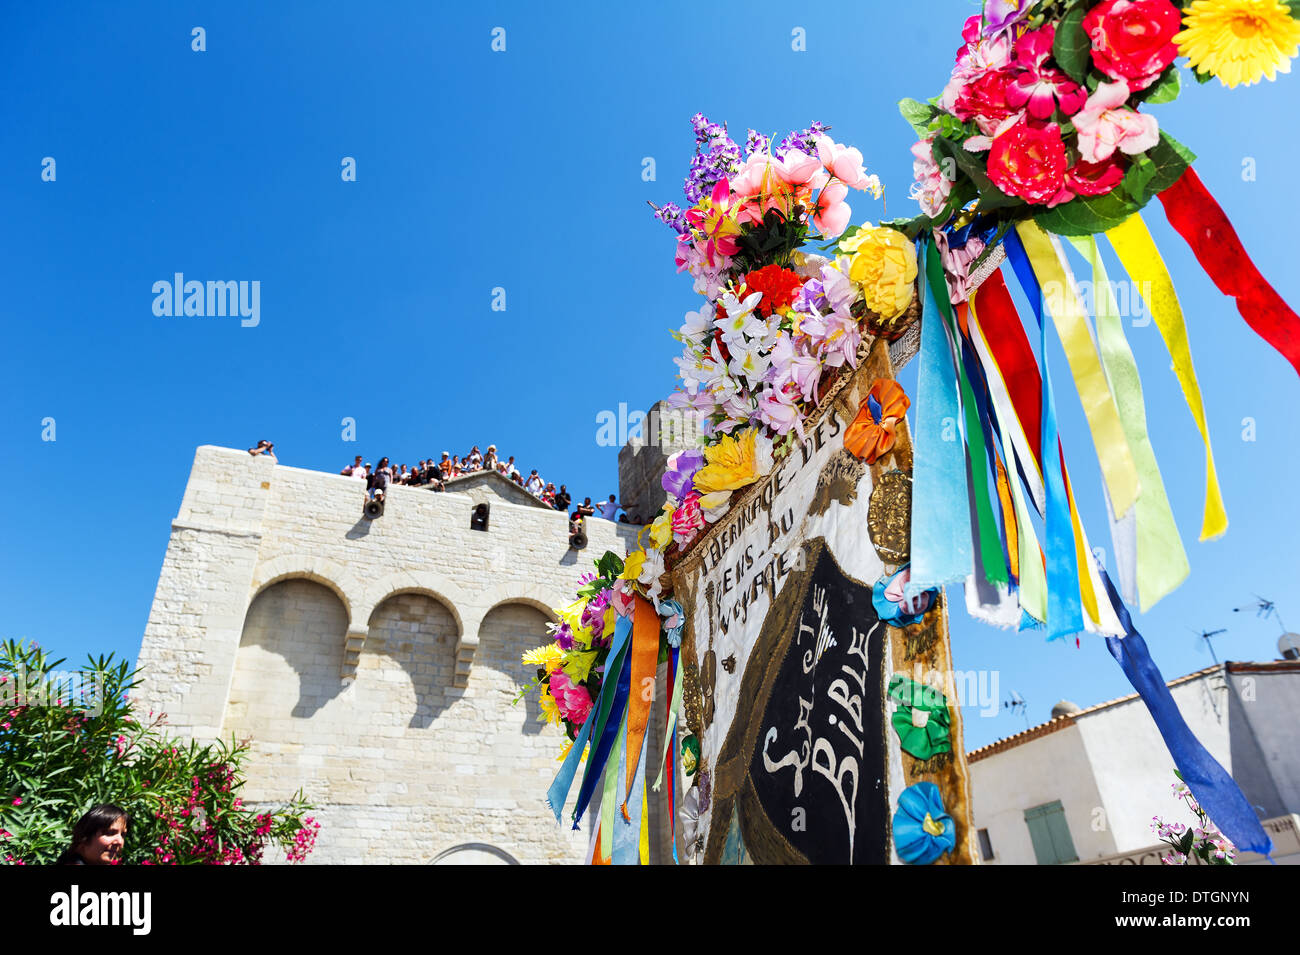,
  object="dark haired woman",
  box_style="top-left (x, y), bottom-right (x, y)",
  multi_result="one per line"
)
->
top-left (56, 804), bottom-right (128, 865)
